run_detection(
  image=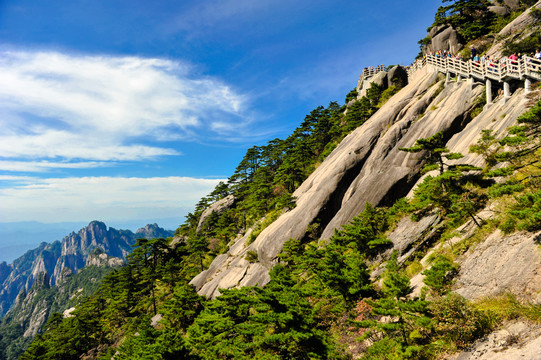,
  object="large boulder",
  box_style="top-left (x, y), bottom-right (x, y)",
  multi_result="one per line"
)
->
top-left (501, 0), bottom-right (520, 10)
top-left (488, 5), bottom-right (510, 16)
top-left (425, 25), bottom-right (463, 54)
top-left (387, 65), bottom-right (408, 88)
